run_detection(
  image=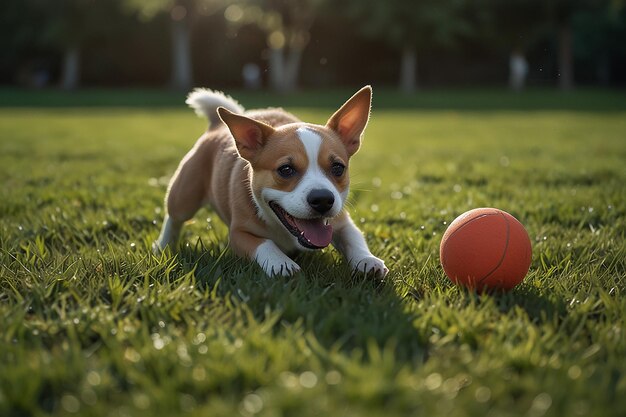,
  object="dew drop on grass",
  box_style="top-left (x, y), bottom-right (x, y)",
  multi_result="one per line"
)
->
top-left (325, 370), bottom-right (342, 385)
top-left (124, 347), bottom-right (141, 363)
top-left (241, 393), bottom-right (264, 414)
top-left (61, 394), bottom-right (80, 413)
top-left (86, 371), bottom-right (101, 386)
top-left (370, 204), bottom-right (379, 213)
top-left (279, 372), bottom-right (299, 389)
top-left (133, 393), bottom-right (150, 410)
top-left (568, 365), bottom-right (582, 380)
top-left (192, 365), bottom-right (206, 381)
top-left (299, 371), bottom-right (318, 388)
top-left (193, 332), bottom-right (206, 345)
top-left (530, 393), bottom-right (552, 415)
top-left (152, 333), bottom-right (165, 350)
top-left (425, 373), bottom-right (442, 391)
top-left (474, 386), bottom-right (491, 403)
